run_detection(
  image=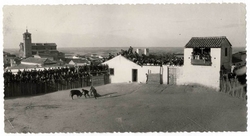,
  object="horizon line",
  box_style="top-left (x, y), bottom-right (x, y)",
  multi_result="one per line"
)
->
top-left (3, 46), bottom-right (246, 50)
